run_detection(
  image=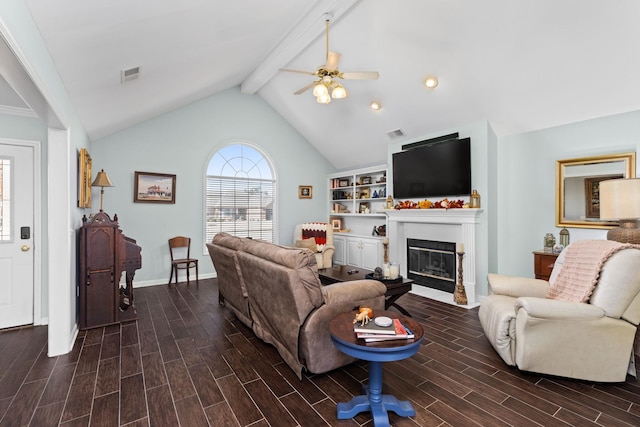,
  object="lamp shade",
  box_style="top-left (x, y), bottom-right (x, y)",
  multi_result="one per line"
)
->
top-left (91, 169), bottom-right (114, 188)
top-left (599, 178), bottom-right (640, 220)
